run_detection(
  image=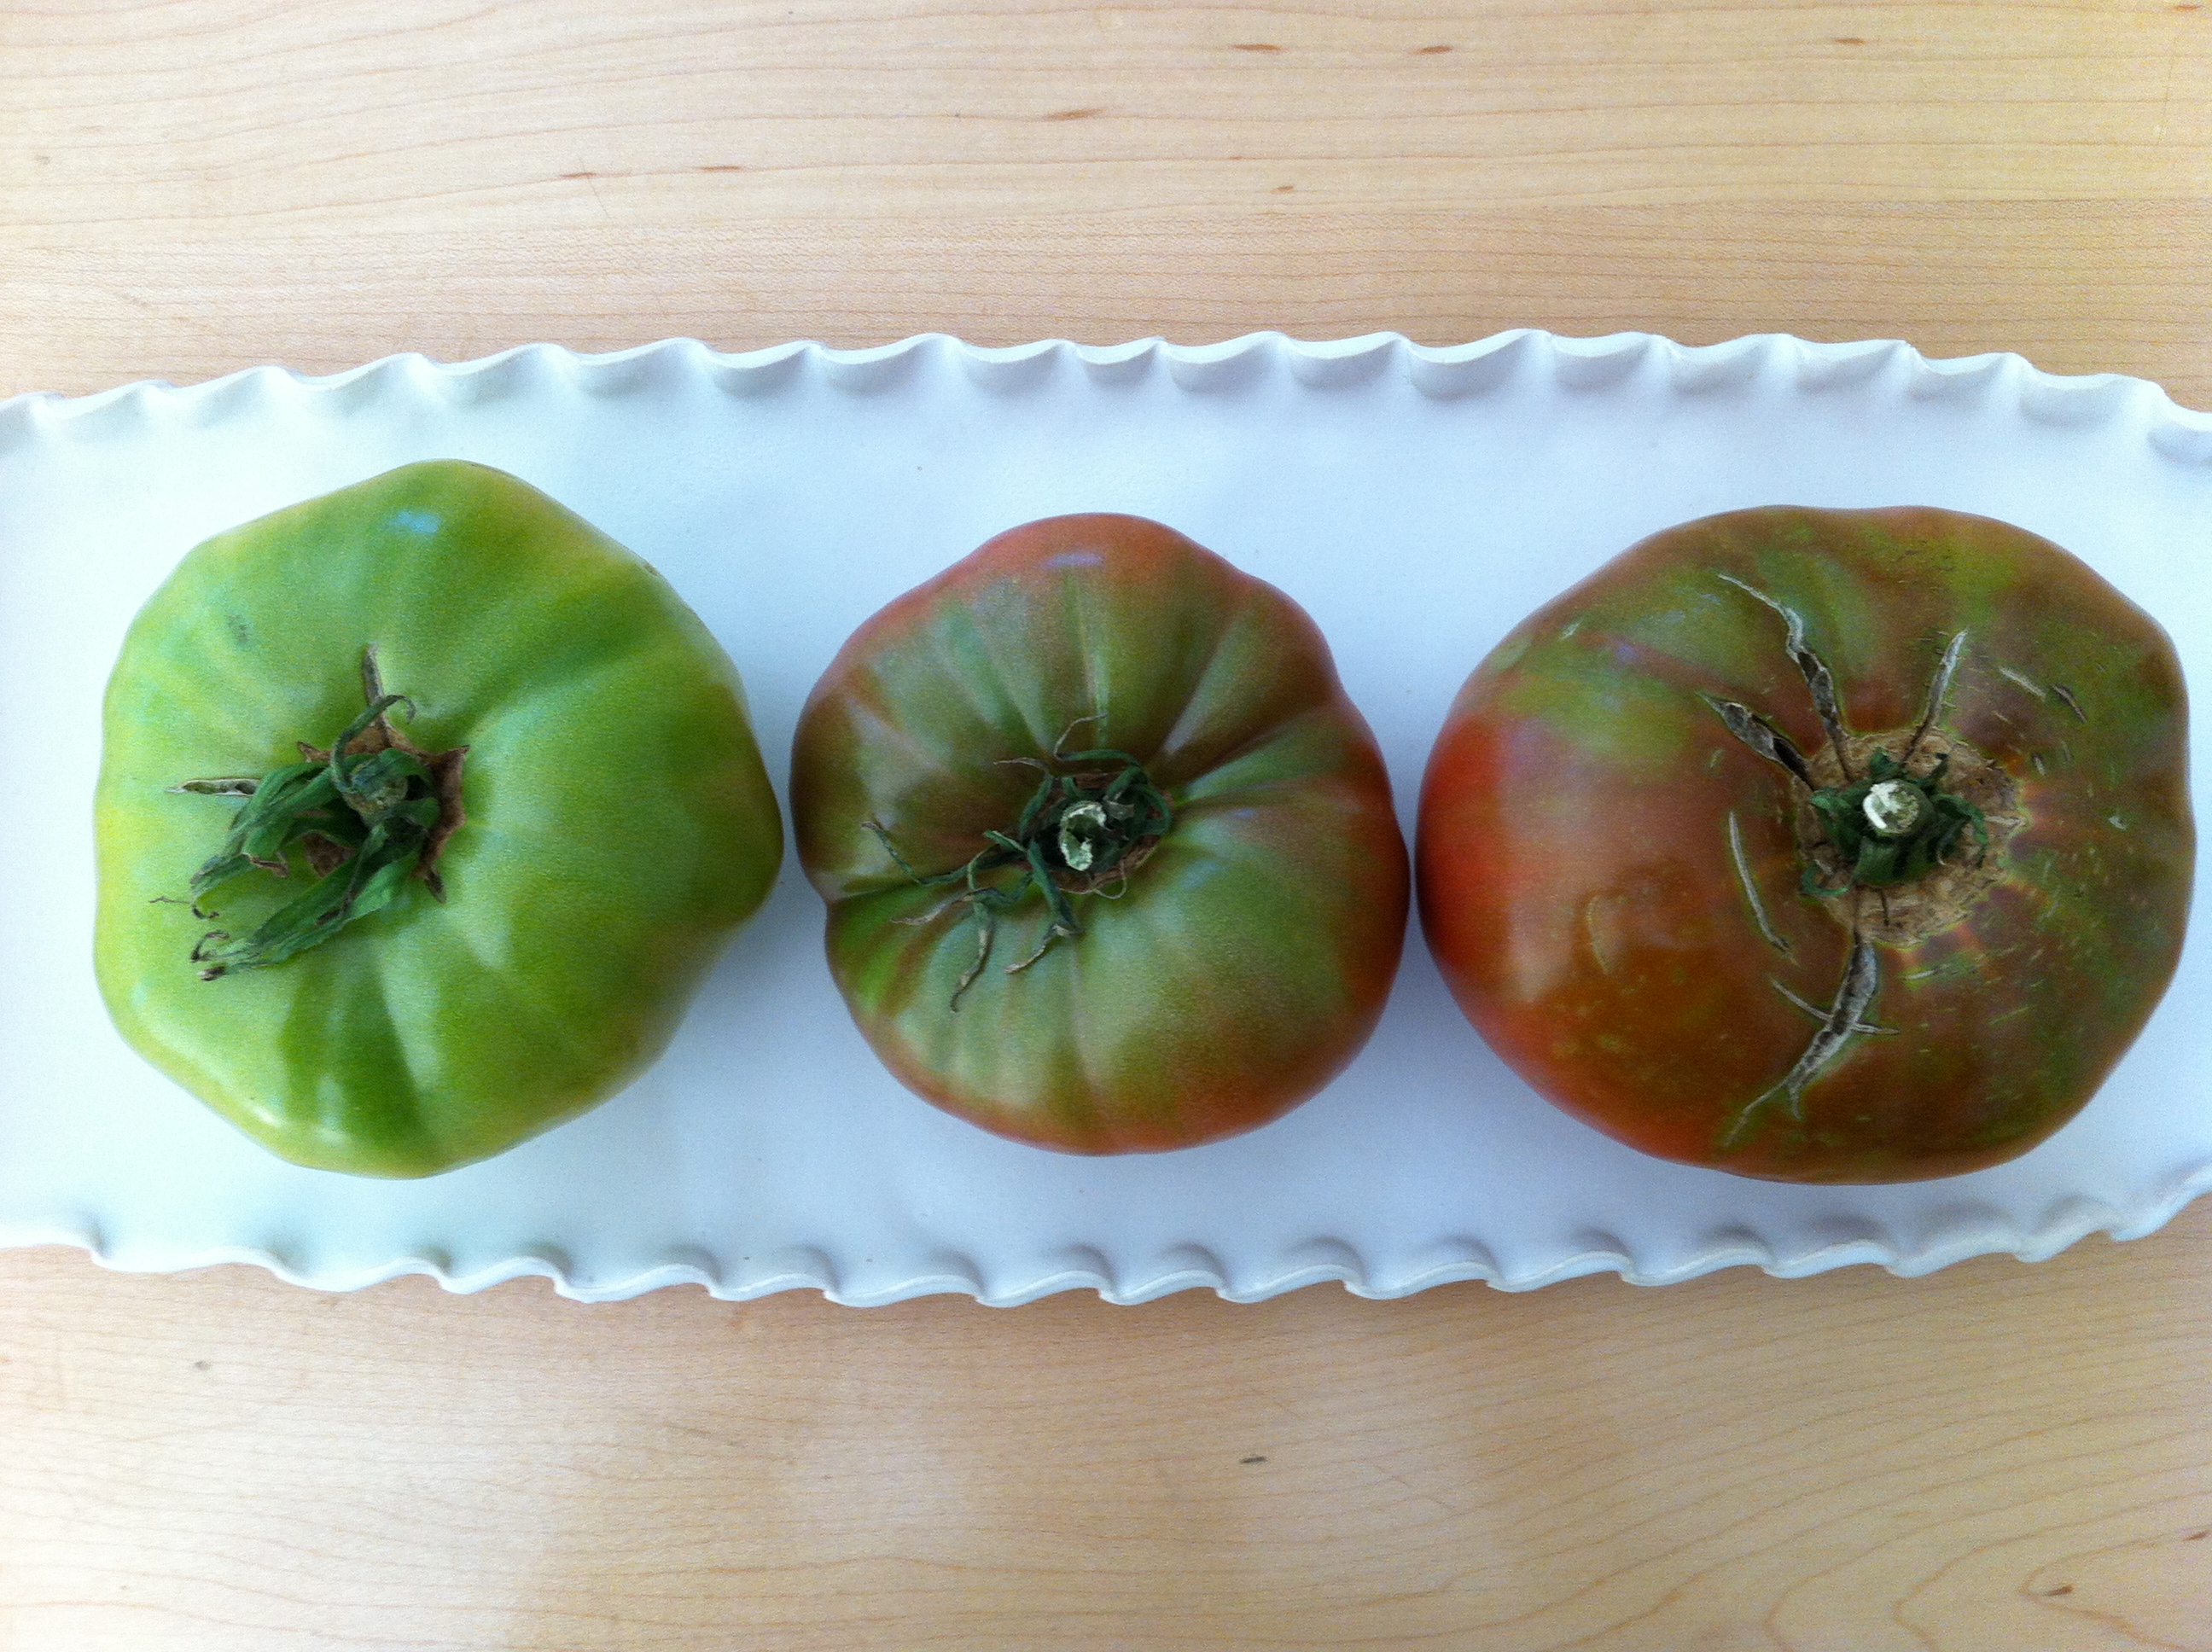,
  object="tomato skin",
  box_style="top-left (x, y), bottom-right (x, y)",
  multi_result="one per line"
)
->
top-left (1417, 507), bottom-right (2193, 1184)
top-left (790, 514), bottom-right (1409, 1155)
top-left (96, 462), bottom-right (783, 1178)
